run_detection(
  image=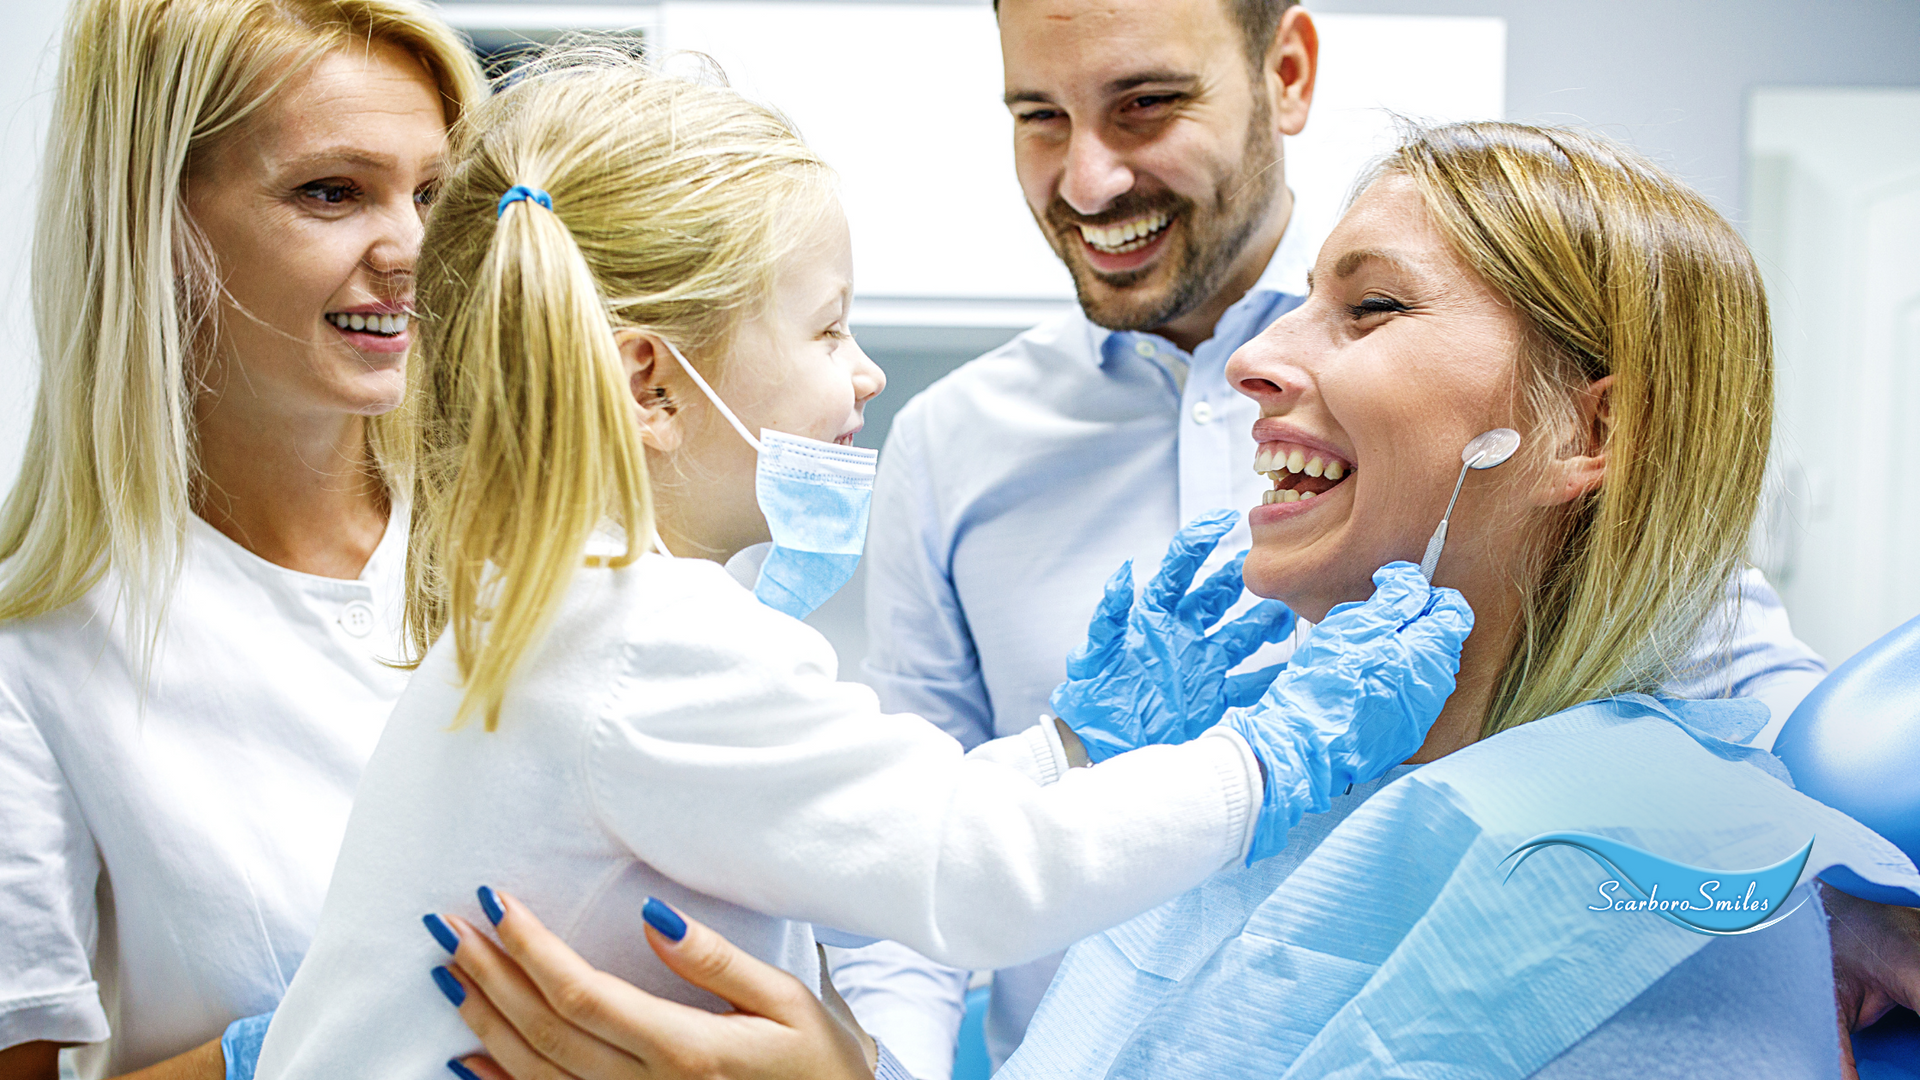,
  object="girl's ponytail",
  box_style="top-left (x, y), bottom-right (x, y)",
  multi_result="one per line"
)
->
top-left (407, 48), bottom-right (833, 730)
top-left (409, 185), bottom-right (650, 729)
